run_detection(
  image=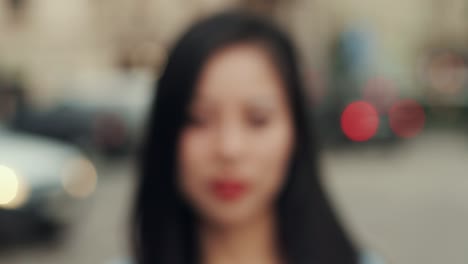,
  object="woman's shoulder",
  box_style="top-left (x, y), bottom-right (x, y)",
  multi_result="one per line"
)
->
top-left (108, 250), bottom-right (386, 264)
top-left (359, 249), bottom-right (386, 264)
